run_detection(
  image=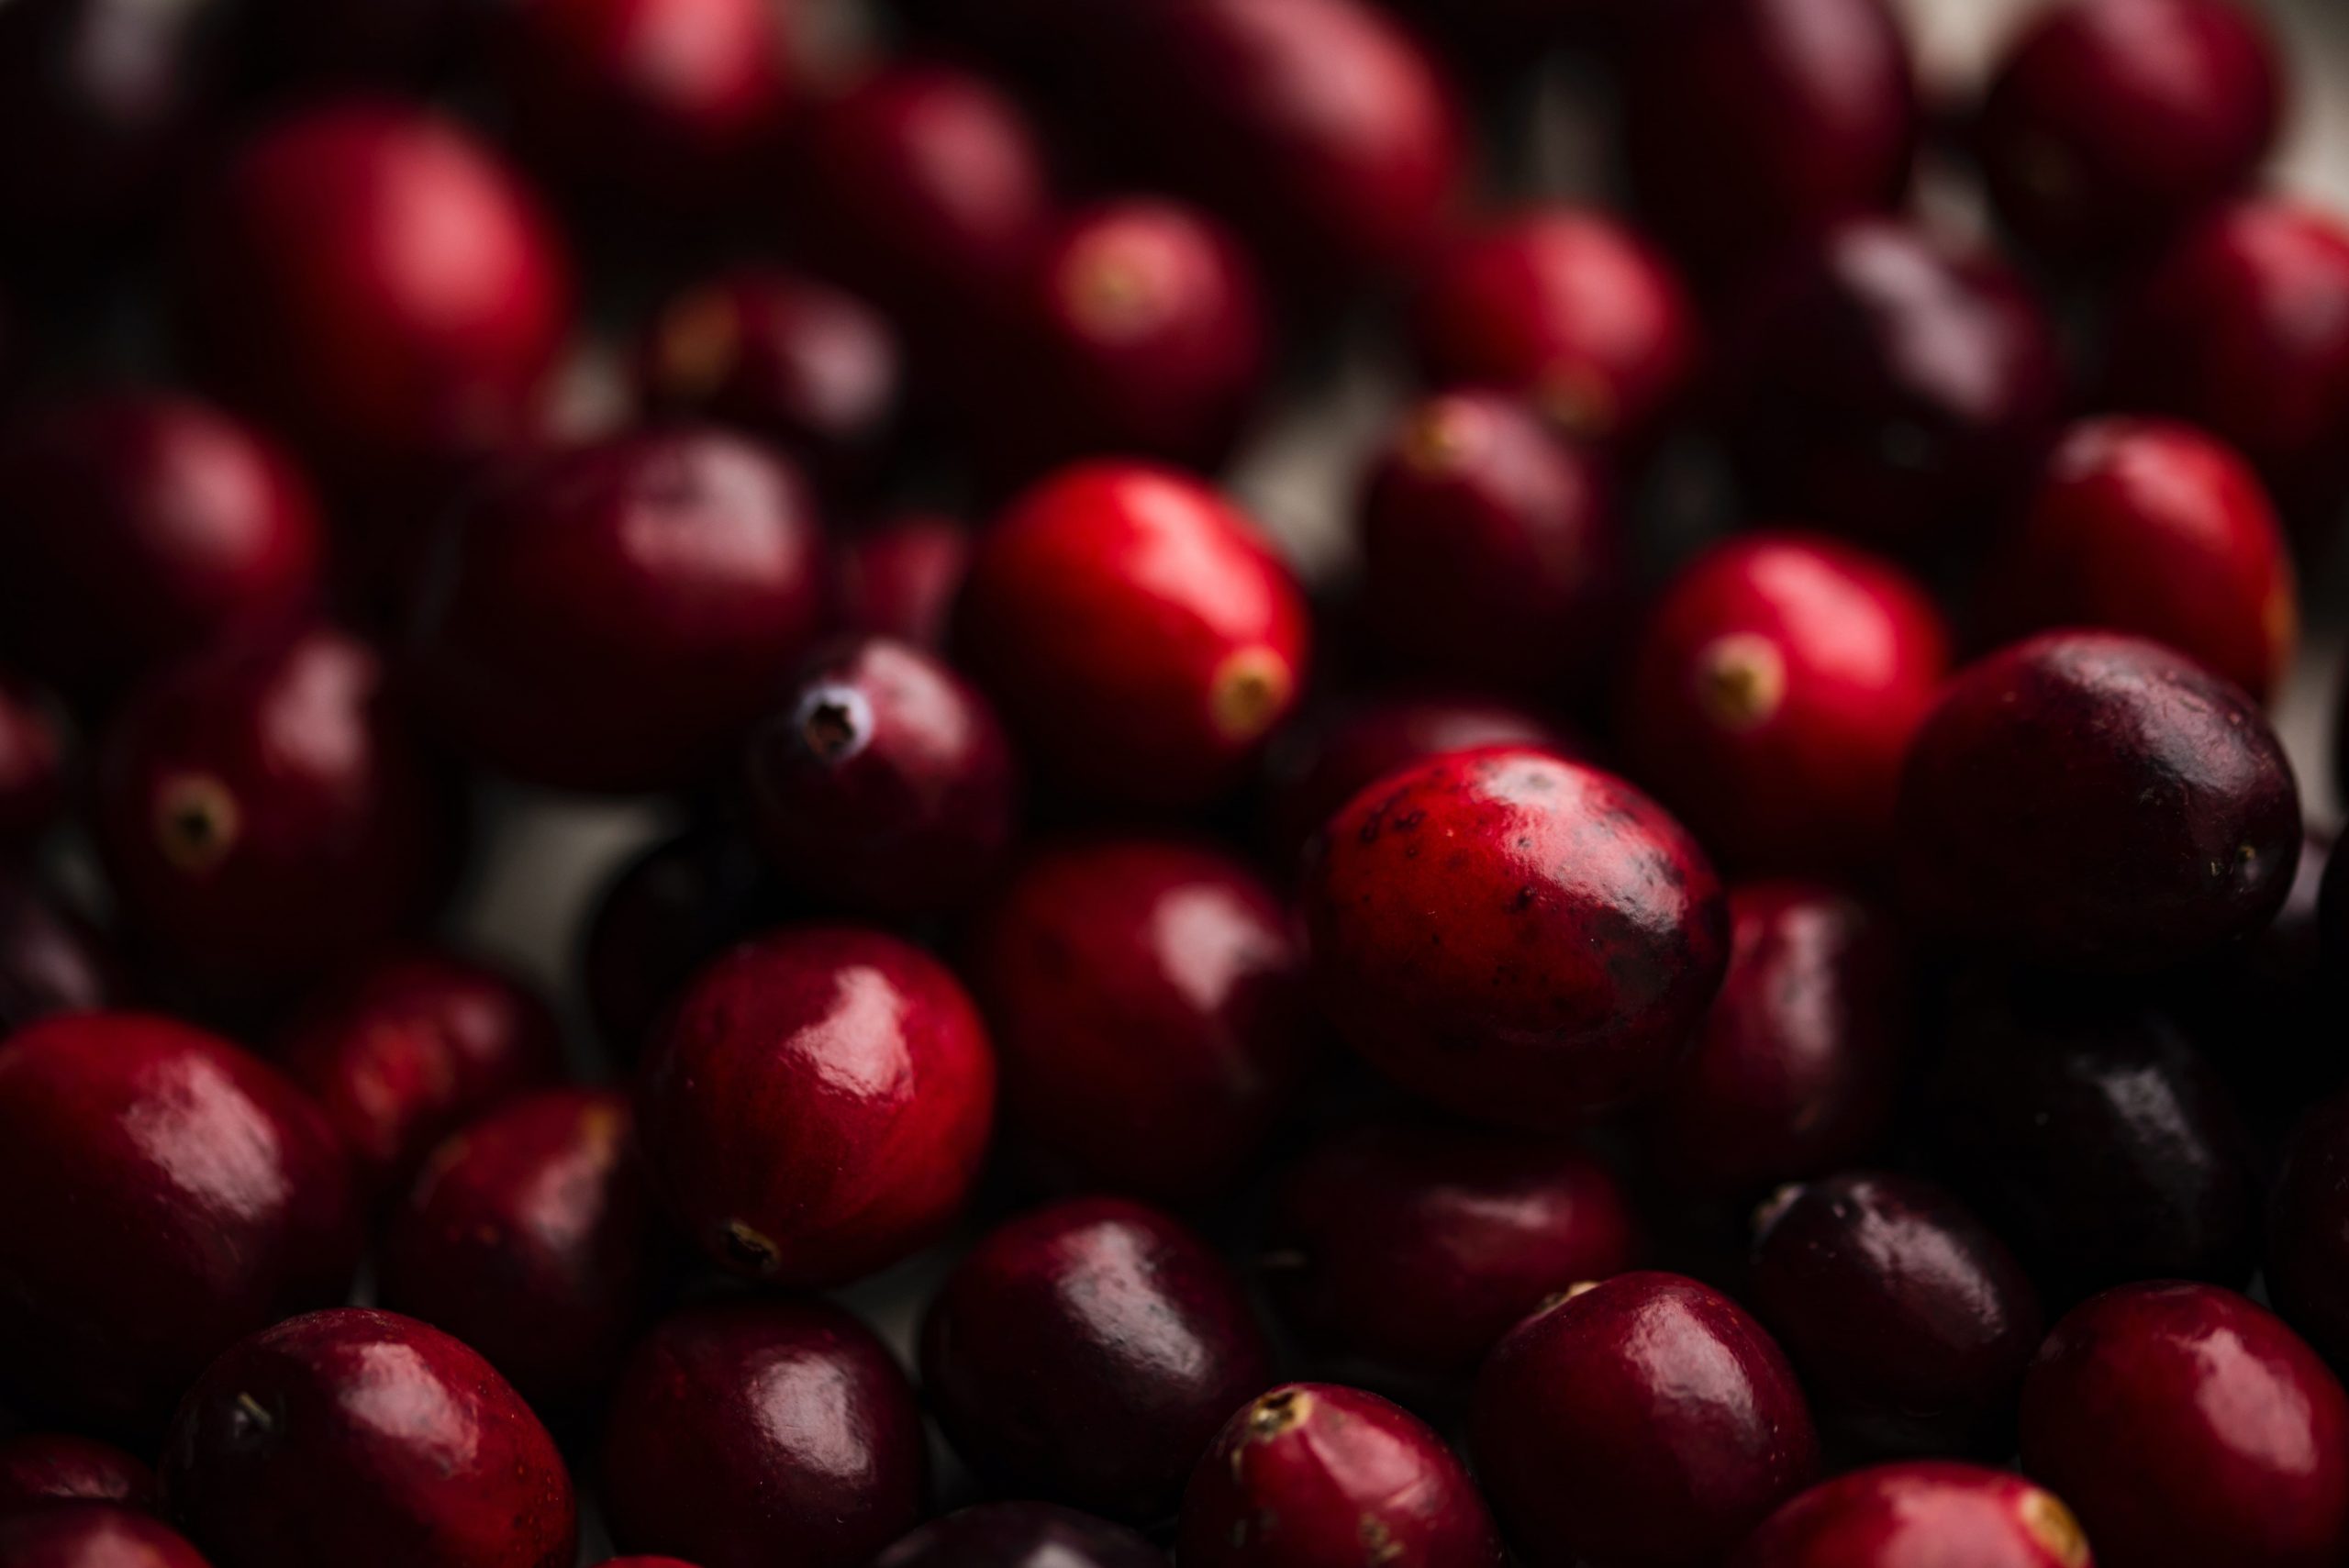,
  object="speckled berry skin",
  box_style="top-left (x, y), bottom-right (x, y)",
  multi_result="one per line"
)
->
top-left (1303, 746), bottom-right (1729, 1130)
top-left (0, 1504), bottom-right (212, 1568)
top-left (0, 1435), bottom-right (157, 1517)
top-left (872, 1504), bottom-right (1163, 1568)
top-left (0, 875), bottom-right (117, 1032)
top-left (832, 513), bottom-right (969, 651)
top-left (2267, 1089), bottom-right (2349, 1373)
top-left (162, 1308), bottom-right (576, 1568)
top-left (2021, 1284), bottom-right (2349, 1568)
top-left (1470, 1271), bottom-right (1818, 1568)
top-left (1896, 631), bottom-right (2299, 973)
top-left (1732, 1462), bottom-right (2092, 1568)
top-left (1178, 1384), bottom-right (1503, 1568)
